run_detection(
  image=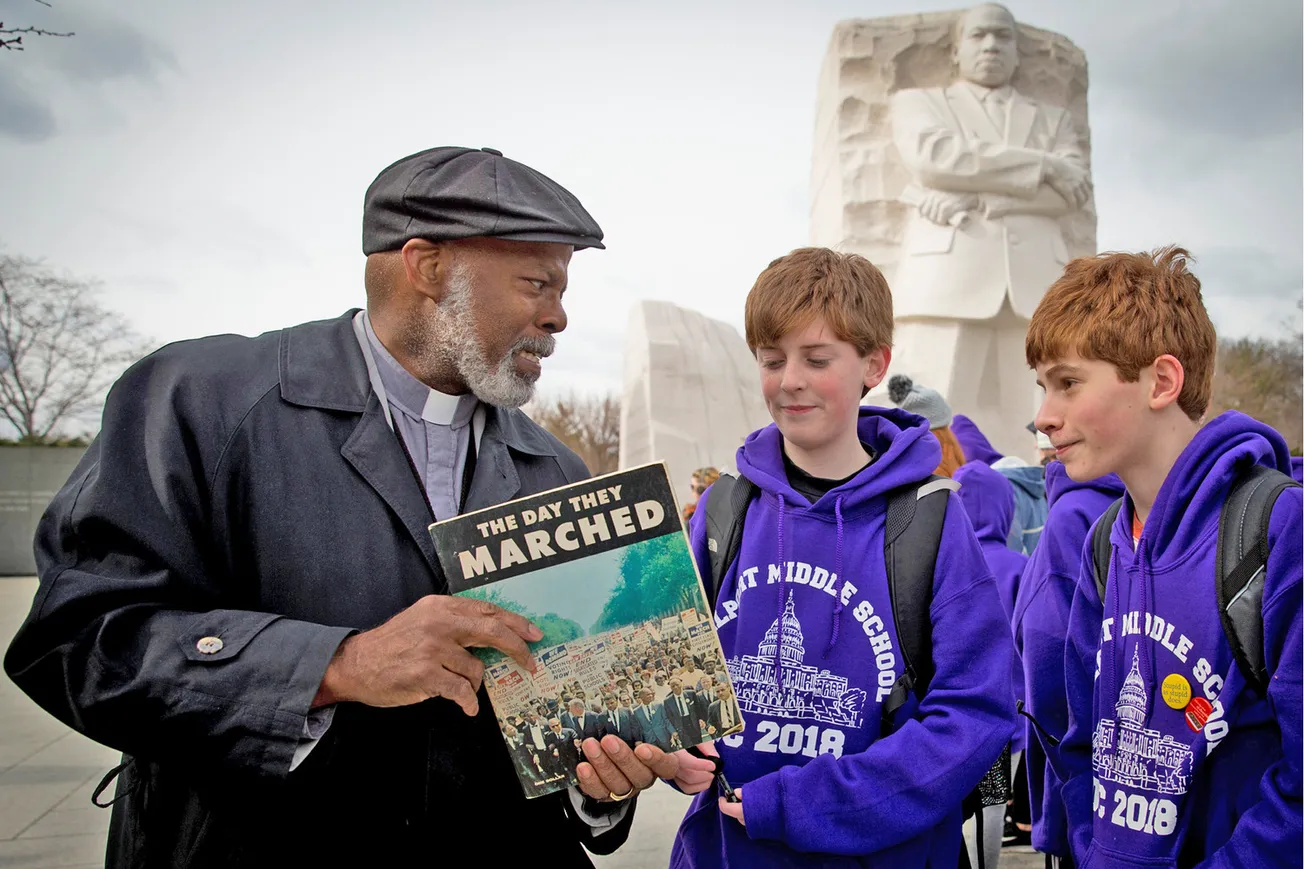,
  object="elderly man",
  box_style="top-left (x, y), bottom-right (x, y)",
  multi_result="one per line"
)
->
top-left (890, 3), bottom-right (1090, 455)
top-left (3, 146), bottom-right (710, 868)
